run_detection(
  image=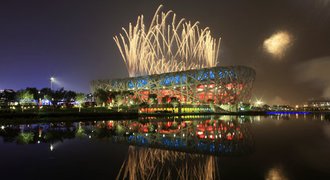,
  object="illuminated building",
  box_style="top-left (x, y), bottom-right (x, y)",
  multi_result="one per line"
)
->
top-left (307, 99), bottom-right (330, 111)
top-left (91, 66), bottom-right (255, 111)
